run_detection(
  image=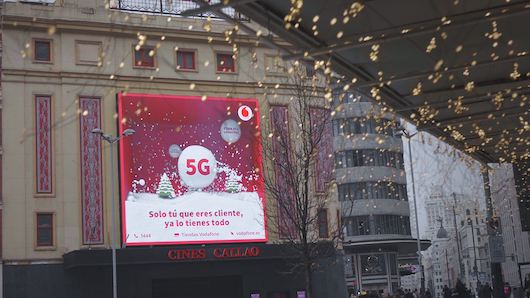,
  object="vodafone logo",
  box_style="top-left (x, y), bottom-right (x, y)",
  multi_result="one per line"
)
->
top-left (238, 105), bottom-right (253, 121)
